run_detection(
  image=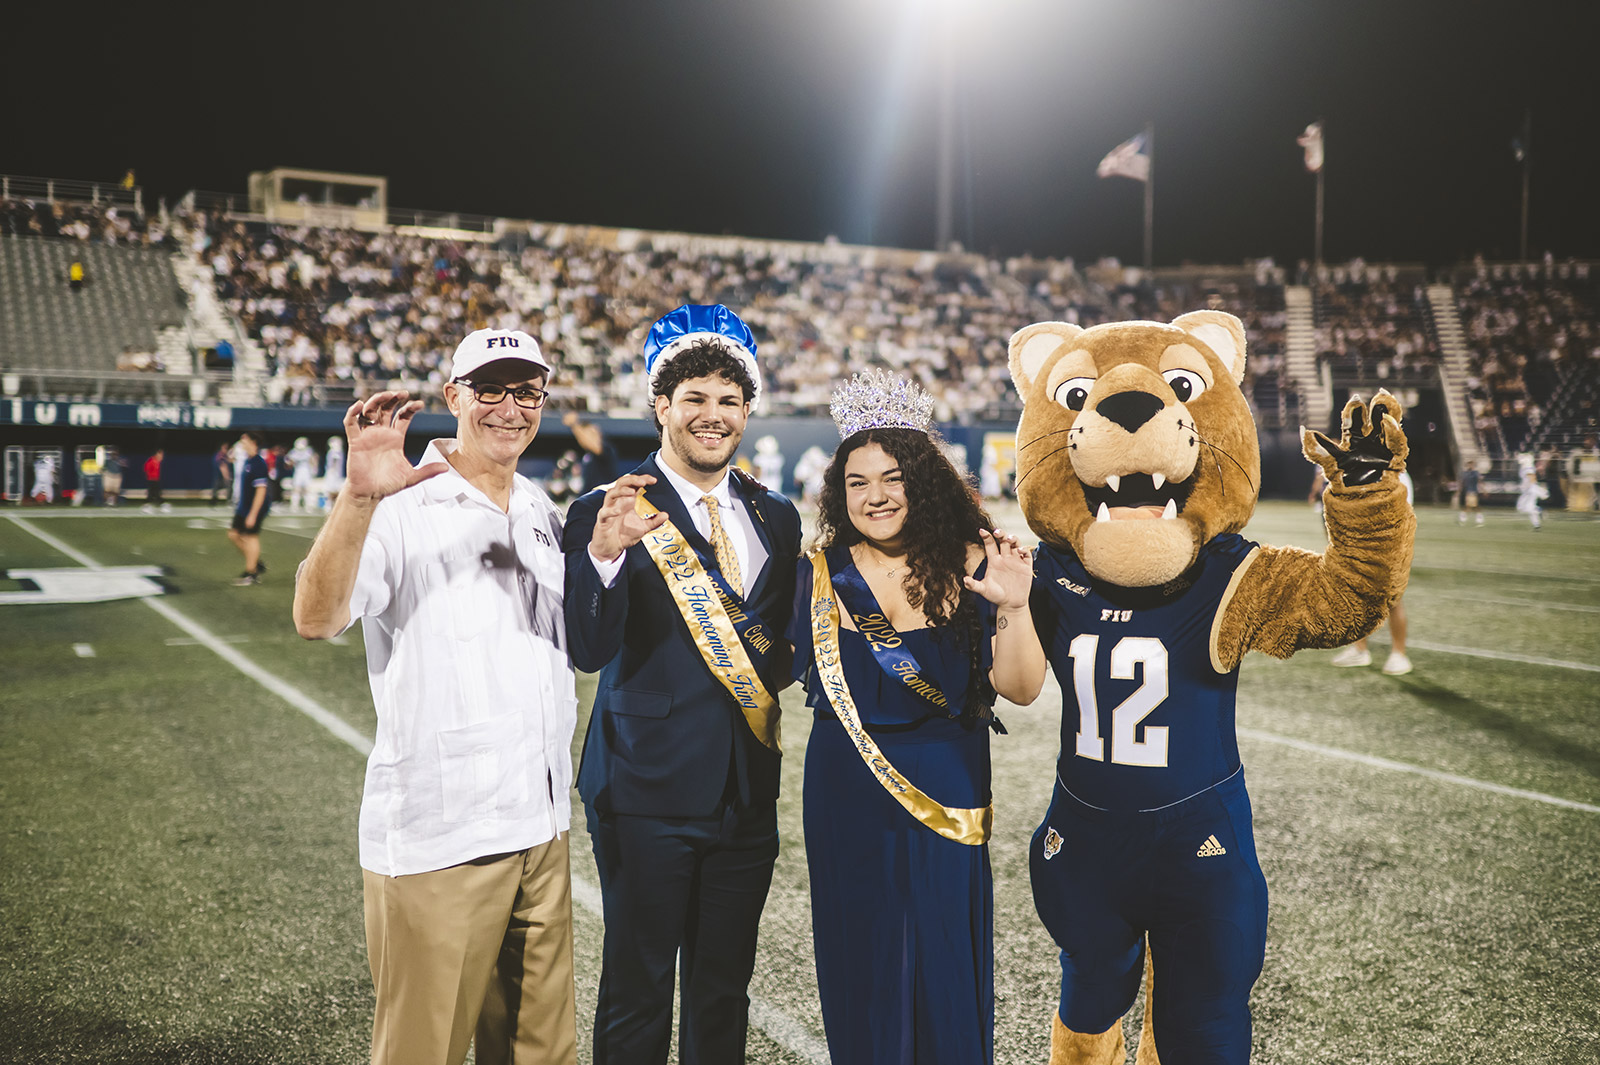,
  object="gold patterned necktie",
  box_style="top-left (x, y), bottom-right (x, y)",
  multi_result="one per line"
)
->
top-left (702, 494), bottom-right (743, 598)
